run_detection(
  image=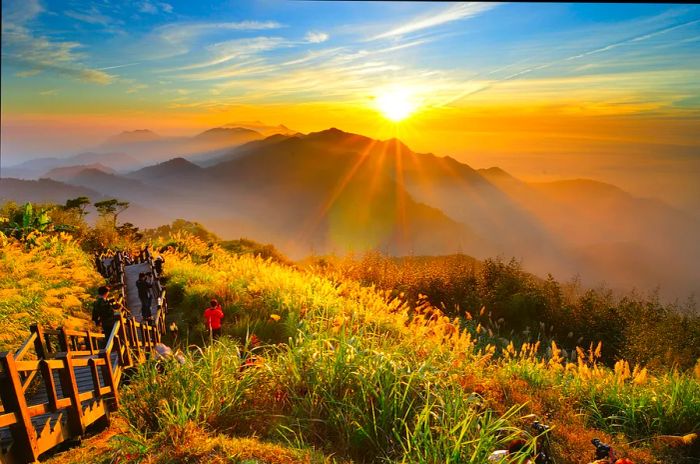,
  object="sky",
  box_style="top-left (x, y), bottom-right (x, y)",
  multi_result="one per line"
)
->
top-left (2, 1), bottom-right (700, 209)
